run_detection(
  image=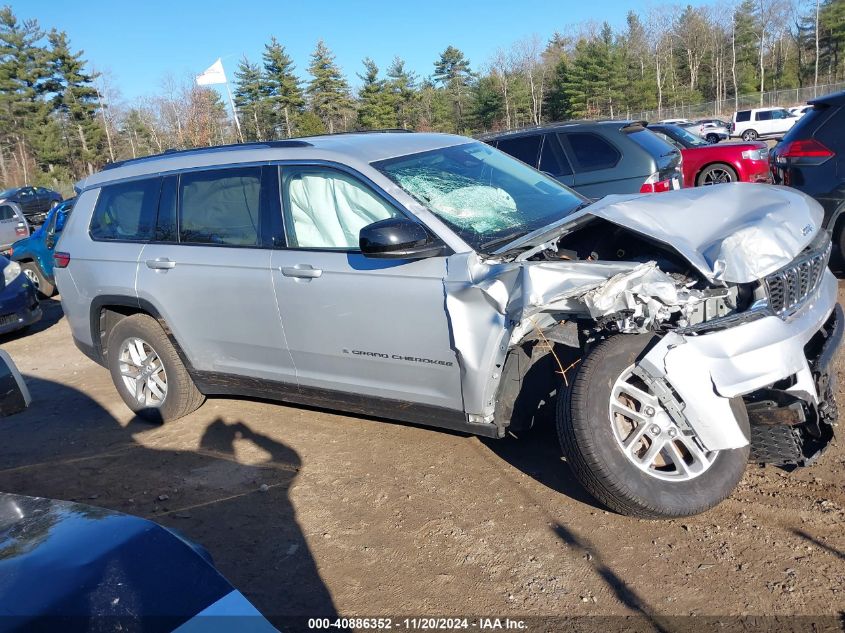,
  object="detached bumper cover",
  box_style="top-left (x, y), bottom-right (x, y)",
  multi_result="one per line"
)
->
top-left (639, 269), bottom-right (841, 451)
